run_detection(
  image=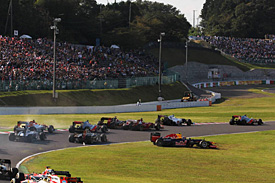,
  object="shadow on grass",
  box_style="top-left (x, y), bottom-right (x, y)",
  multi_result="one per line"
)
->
top-left (213, 97), bottom-right (228, 104)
